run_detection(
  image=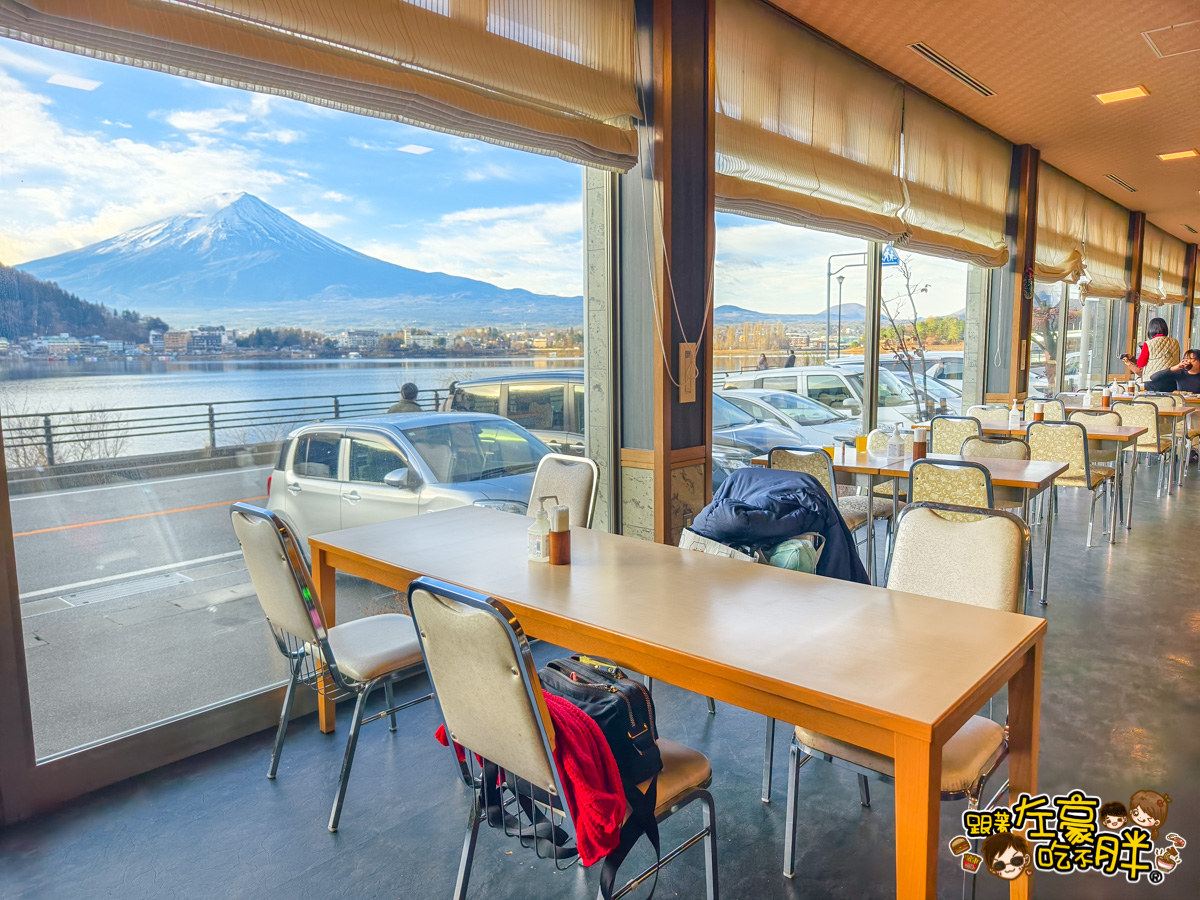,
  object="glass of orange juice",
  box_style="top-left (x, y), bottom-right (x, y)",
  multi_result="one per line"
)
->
top-left (855, 434), bottom-right (868, 453)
